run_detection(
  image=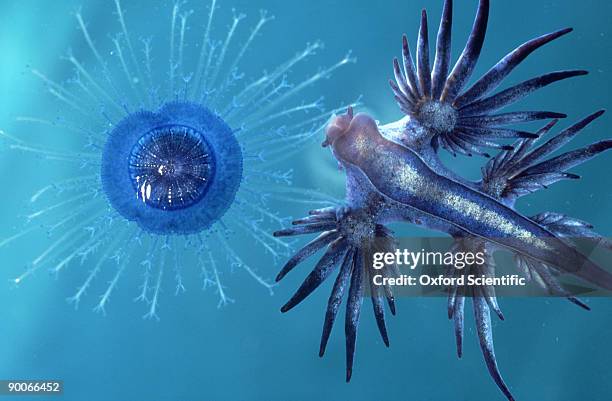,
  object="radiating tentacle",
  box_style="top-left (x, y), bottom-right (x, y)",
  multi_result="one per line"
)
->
top-left (479, 264), bottom-right (505, 321)
top-left (446, 134), bottom-right (475, 157)
top-left (532, 262), bottom-right (591, 311)
top-left (514, 254), bottom-right (588, 309)
top-left (481, 119), bottom-right (560, 187)
top-left (460, 70), bottom-right (588, 116)
top-left (453, 293), bottom-right (465, 358)
top-left (449, 135), bottom-right (482, 157)
top-left (474, 290), bottom-right (515, 401)
top-left (566, 296), bottom-right (591, 311)
top-left (441, 0), bottom-right (489, 102)
top-left (478, 111), bottom-right (610, 199)
top-left (402, 35), bottom-right (421, 98)
top-left (455, 28), bottom-right (573, 107)
top-left (292, 214), bottom-right (335, 226)
top-left (531, 212), bottom-right (593, 230)
top-left (532, 212), bottom-right (612, 252)
top-left (443, 134), bottom-right (462, 156)
top-left (276, 230), bottom-right (341, 281)
top-left (345, 249), bottom-right (364, 382)
top-left (392, 59), bottom-right (417, 104)
top-left (513, 254), bottom-right (533, 282)
top-left (320, 248), bottom-right (355, 357)
top-left (518, 140), bottom-right (612, 177)
top-left (374, 228), bottom-right (400, 315)
top-left (483, 288), bottom-right (504, 321)
top-left (458, 126), bottom-right (537, 139)
top-left (447, 284), bottom-right (458, 319)
top-left (446, 257), bottom-right (460, 319)
top-left (273, 222), bottom-right (337, 237)
top-left (508, 172), bottom-right (579, 195)
top-left (383, 285), bottom-right (396, 316)
top-left (417, 10), bottom-right (432, 99)
top-left (309, 206), bottom-right (337, 216)
top-left (369, 273), bottom-right (390, 347)
top-left (459, 111), bottom-right (566, 127)
top-left (456, 131), bottom-right (514, 150)
top-left (511, 110), bottom-right (605, 172)
top-left (390, 79), bottom-right (415, 114)
top-left (280, 237), bottom-right (348, 312)
top-left (431, 0), bottom-right (452, 99)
